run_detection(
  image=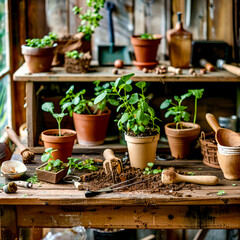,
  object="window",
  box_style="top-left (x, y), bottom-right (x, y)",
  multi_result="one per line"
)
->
top-left (0, 0), bottom-right (11, 140)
